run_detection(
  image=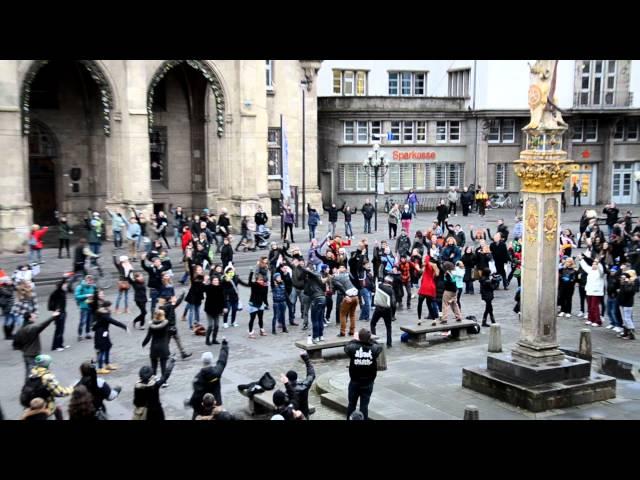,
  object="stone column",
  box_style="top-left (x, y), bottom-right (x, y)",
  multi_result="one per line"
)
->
top-left (300, 60), bottom-right (323, 209)
top-left (0, 60), bottom-right (31, 252)
top-left (513, 131), bottom-right (572, 363)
